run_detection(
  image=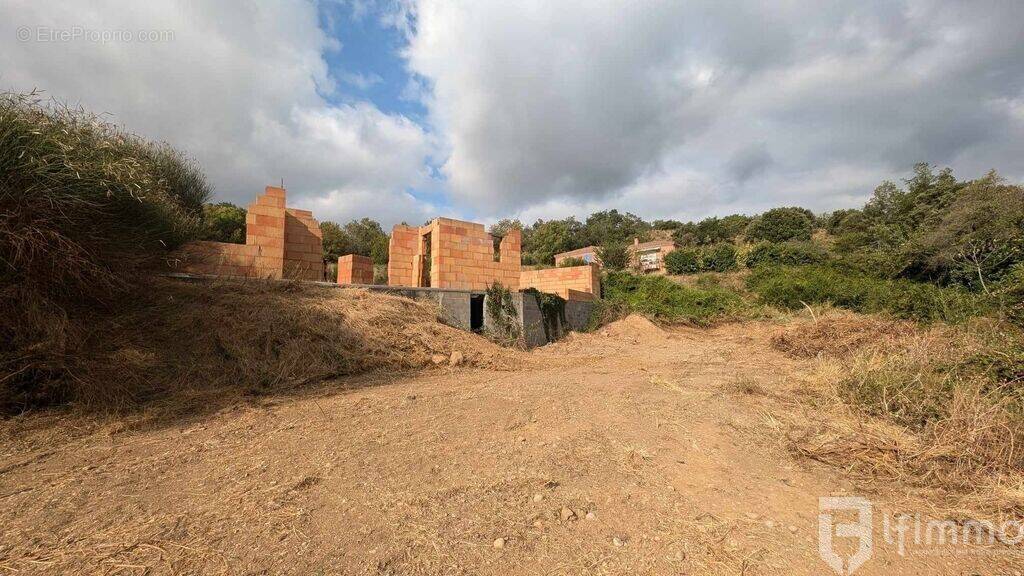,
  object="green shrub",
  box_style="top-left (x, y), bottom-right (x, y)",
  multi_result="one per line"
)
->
top-left (664, 248), bottom-right (701, 274)
top-left (201, 202), bottom-right (246, 244)
top-left (746, 265), bottom-right (990, 323)
top-left (996, 264), bottom-right (1024, 326)
top-left (745, 207), bottom-right (815, 242)
top-left (558, 256), bottom-right (587, 267)
top-left (702, 243), bottom-right (738, 272)
top-left (745, 241), bottom-right (828, 268)
top-left (603, 271), bottom-right (749, 325)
